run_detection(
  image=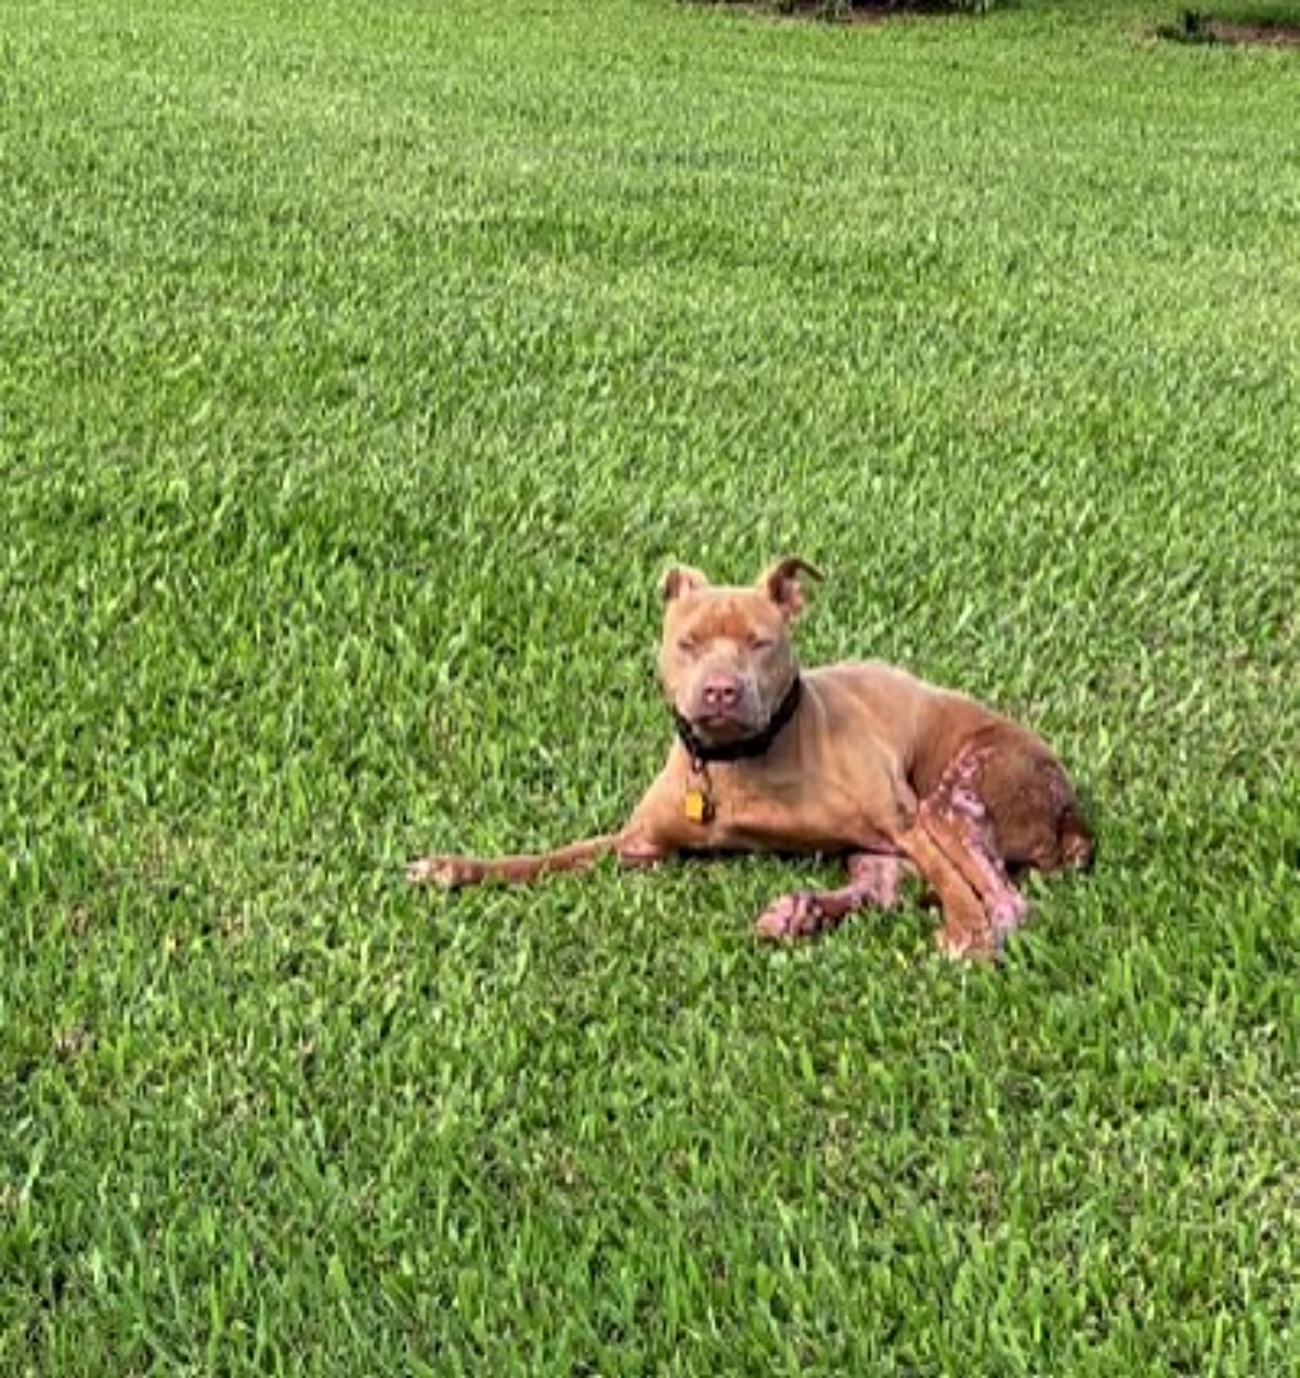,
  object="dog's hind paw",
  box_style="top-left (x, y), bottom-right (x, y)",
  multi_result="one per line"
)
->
top-left (406, 855), bottom-right (483, 888)
top-left (988, 891), bottom-right (1030, 938)
top-left (934, 921), bottom-right (1000, 963)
